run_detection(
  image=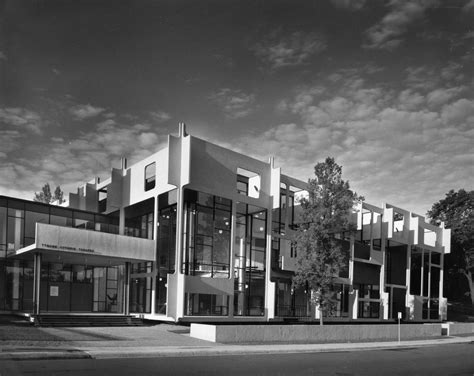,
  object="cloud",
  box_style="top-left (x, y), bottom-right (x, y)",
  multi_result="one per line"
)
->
top-left (0, 111), bottom-right (171, 201)
top-left (405, 62), bottom-right (464, 91)
top-left (150, 110), bottom-right (171, 123)
top-left (210, 88), bottom-right (256, 119)
top-left (363, 0), bottom-right (439, 50)
top-left (330, 0), bottom-right (366, 10)
top-left (253, 30), bottom-right (327, 70)
top-left (0, 107), bottom-right (44, 134)
top-left (69, 104), bottom-right (105, 120)
top-left (222, 64), bottom-right (473, 216)
top-left (0, 130), bottom-right (21, 156)
top-left (426, 87), bottom-right (465, 107)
